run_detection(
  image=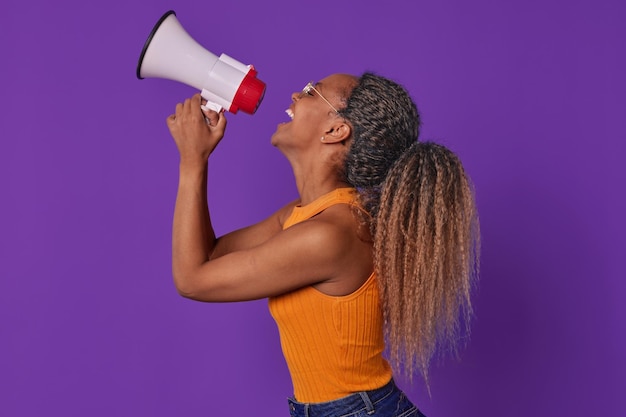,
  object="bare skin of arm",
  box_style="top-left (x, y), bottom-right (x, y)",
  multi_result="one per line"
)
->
top-left (166, 95), bottom-right (372, 303)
